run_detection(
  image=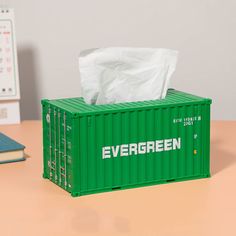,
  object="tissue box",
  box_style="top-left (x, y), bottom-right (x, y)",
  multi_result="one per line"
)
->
top-left (42, 89), bottom-right (211, 197)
